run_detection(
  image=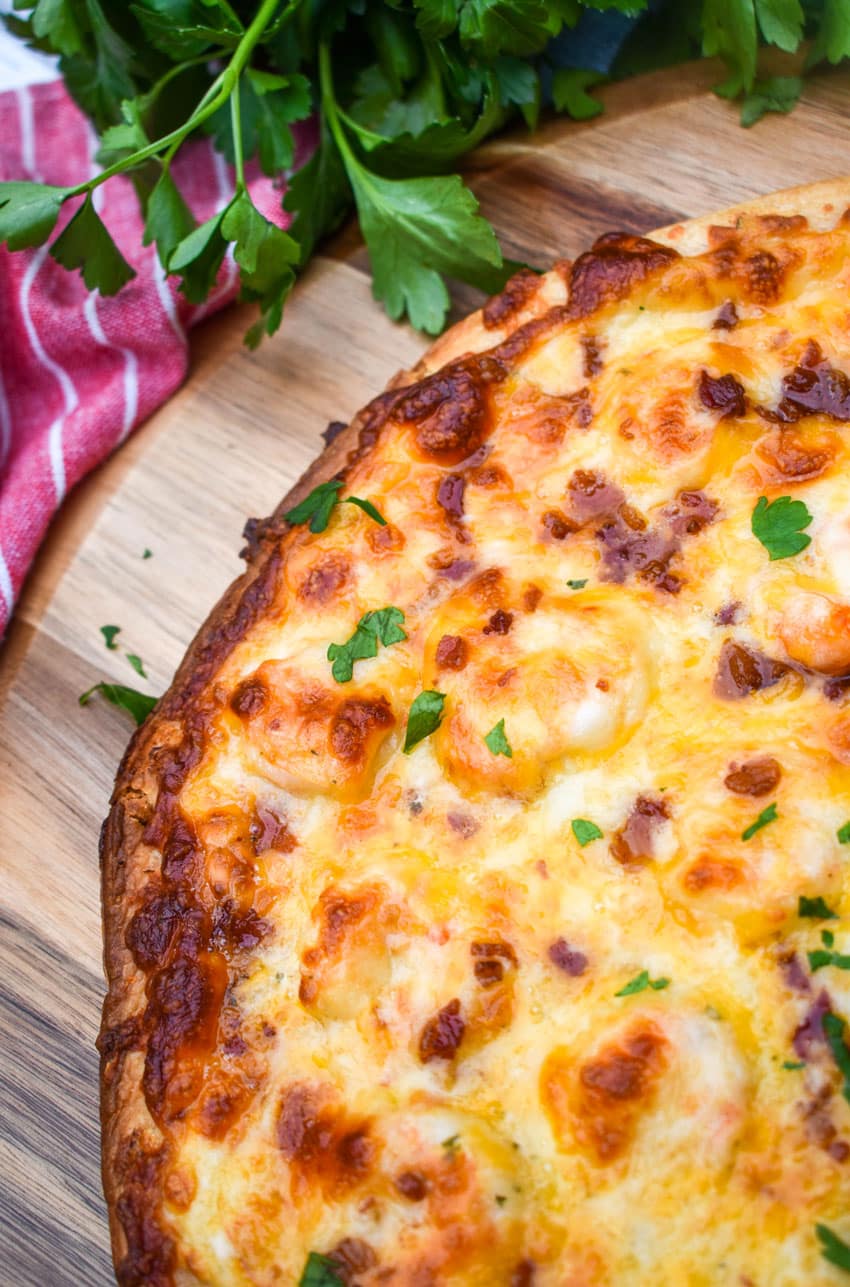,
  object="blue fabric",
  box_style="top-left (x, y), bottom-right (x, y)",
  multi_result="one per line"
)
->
top-left (546, 8), bottom-right (643, 75)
